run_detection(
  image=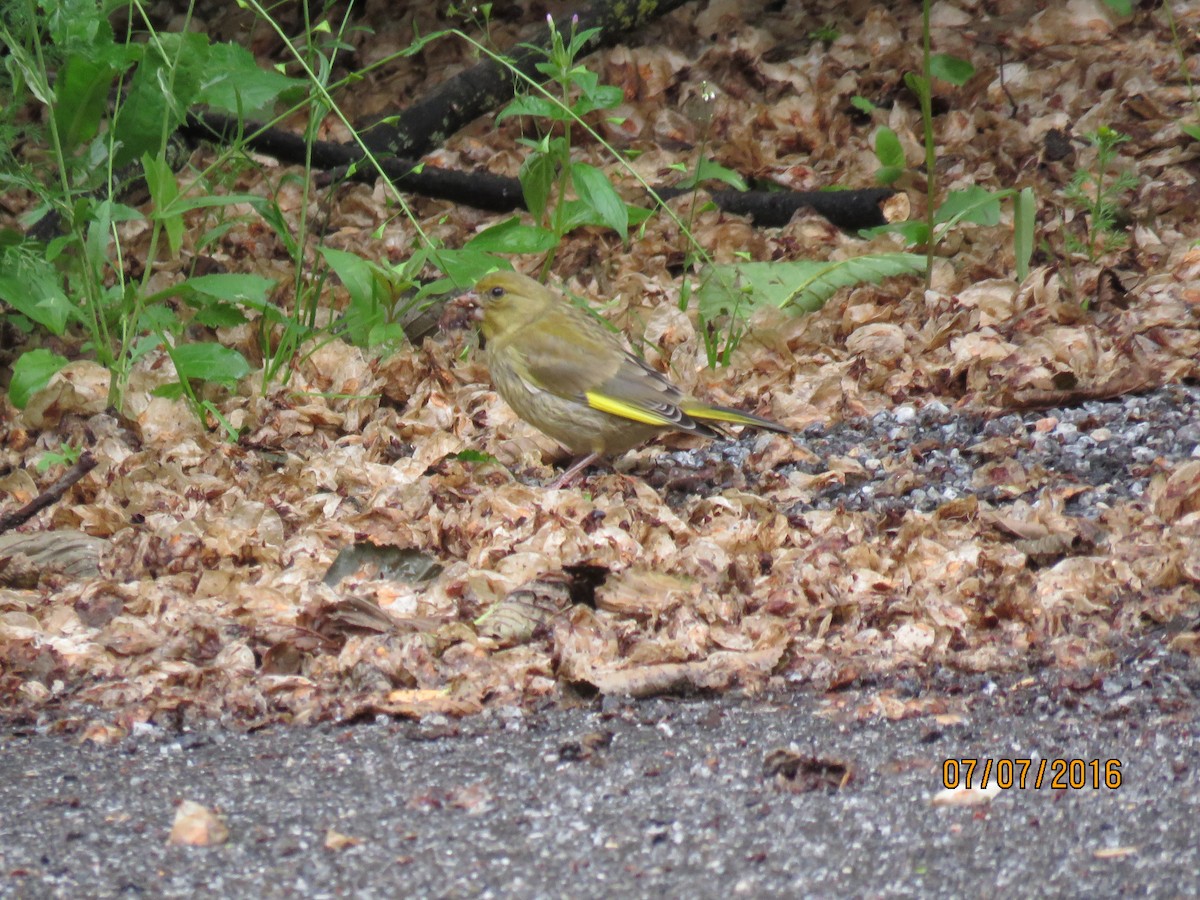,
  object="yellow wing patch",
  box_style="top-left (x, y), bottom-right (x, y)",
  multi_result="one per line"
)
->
top-left (682, 402), bottom-right (793, 434)
top-left (682, 404), bottom-right (759, 426)
top-left (586, 391), bottom-right (673, 426)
